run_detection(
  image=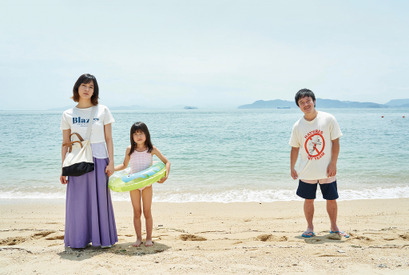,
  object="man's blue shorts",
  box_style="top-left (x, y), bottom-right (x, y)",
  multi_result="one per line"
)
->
top-left (296, 180), bottom-right (339, 200)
